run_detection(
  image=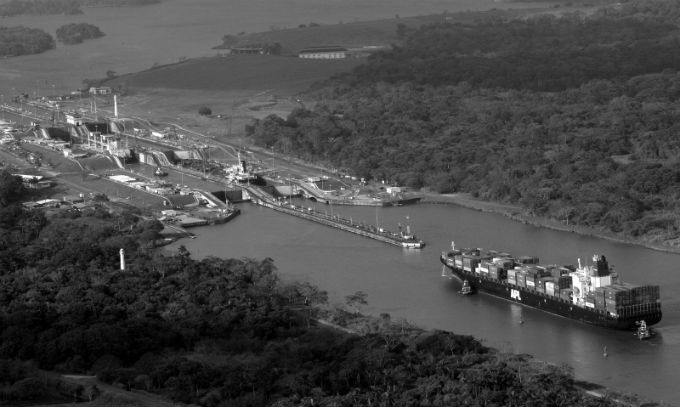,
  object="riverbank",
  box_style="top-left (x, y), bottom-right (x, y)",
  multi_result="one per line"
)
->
top-left (422, 192), bottom-right (680, 256)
